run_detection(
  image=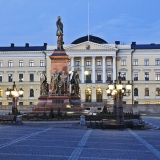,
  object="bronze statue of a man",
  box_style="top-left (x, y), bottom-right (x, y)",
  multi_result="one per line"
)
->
top-left (56, 16), bottom-right (63, 50)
